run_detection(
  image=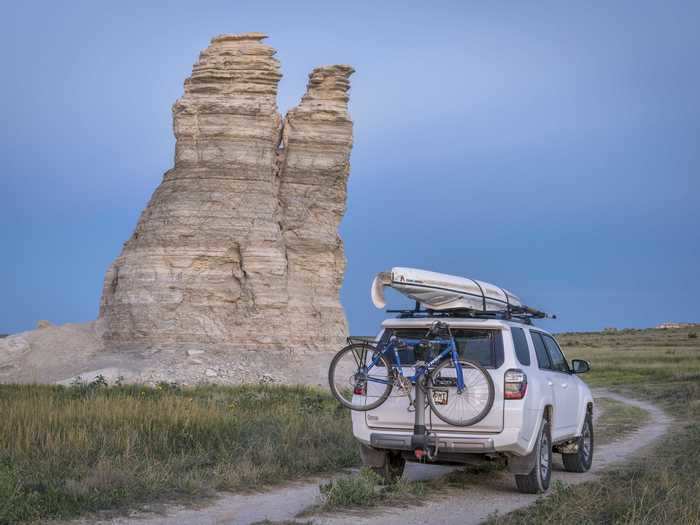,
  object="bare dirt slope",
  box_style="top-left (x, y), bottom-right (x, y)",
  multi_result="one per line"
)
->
top-left (76, 390), bottom-right (669, 525)
top-left (0, 321), bottom-right (333, 387)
